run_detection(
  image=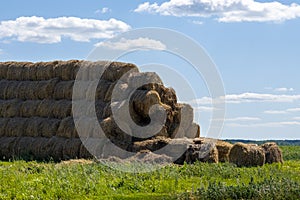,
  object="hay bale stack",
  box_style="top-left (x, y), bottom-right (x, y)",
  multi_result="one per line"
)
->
top-left (261, 142), bottom-right (283, 164)
top-left (229, 143), bottom-right (265, 167)
top-left (0, 60), bottom-right (201, 162)
top-left (216, 140), bottom-right (233, 162)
